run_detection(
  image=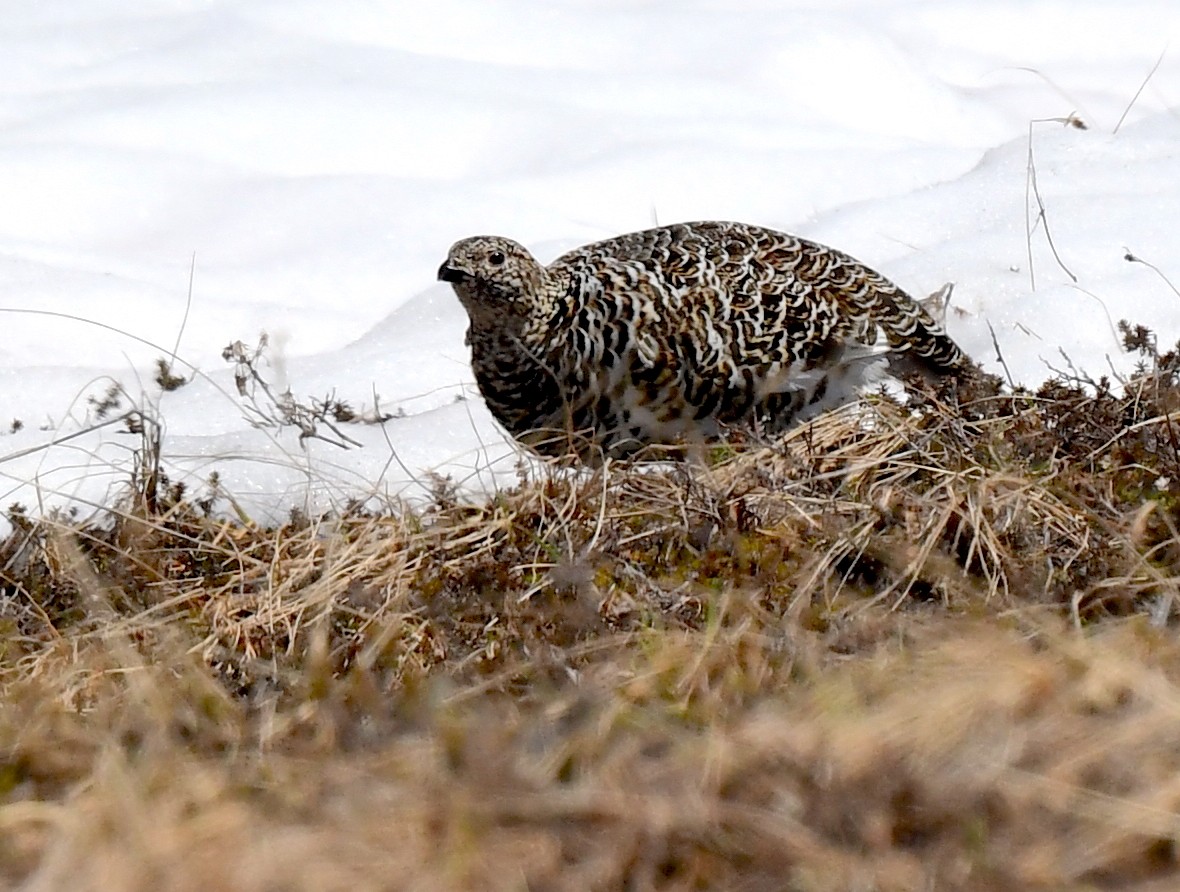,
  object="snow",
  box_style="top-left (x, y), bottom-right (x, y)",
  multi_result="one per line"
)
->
top-left (1, 0), bottom-right (1179, 523)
